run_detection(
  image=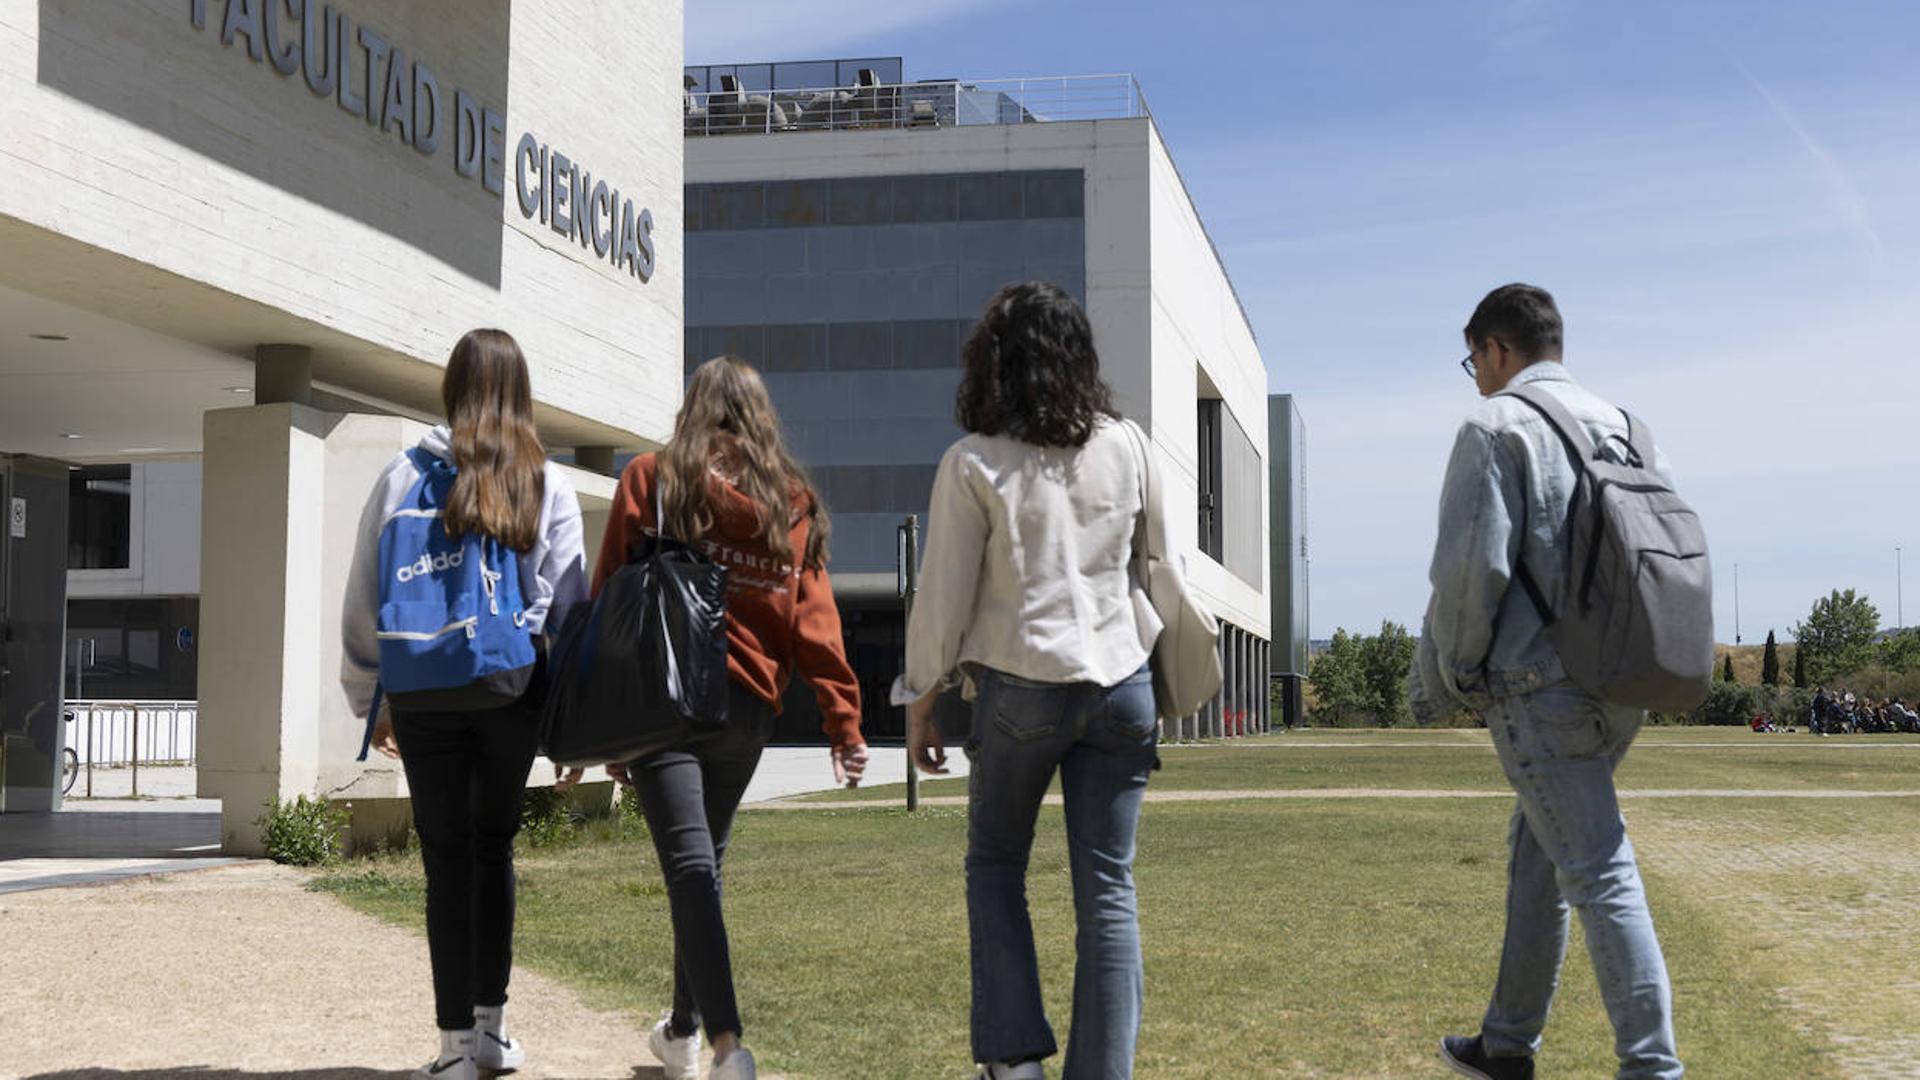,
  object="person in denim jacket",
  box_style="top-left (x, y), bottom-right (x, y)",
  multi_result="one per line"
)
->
top-left (1411, 285), bottom-right (1685, 1080)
